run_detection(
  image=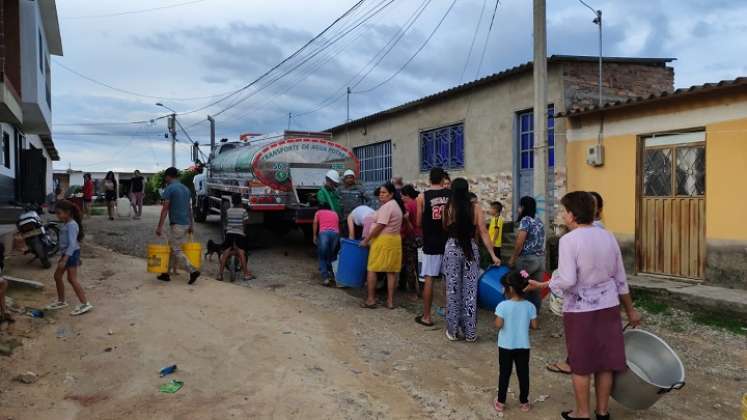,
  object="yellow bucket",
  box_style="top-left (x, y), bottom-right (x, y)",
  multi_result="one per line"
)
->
top-left (182, 240), bottom-right (202, 270)
top-left (147, 244), bottom-right (171, 273)
top-left (741, 393), bottom-right (747, 420)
